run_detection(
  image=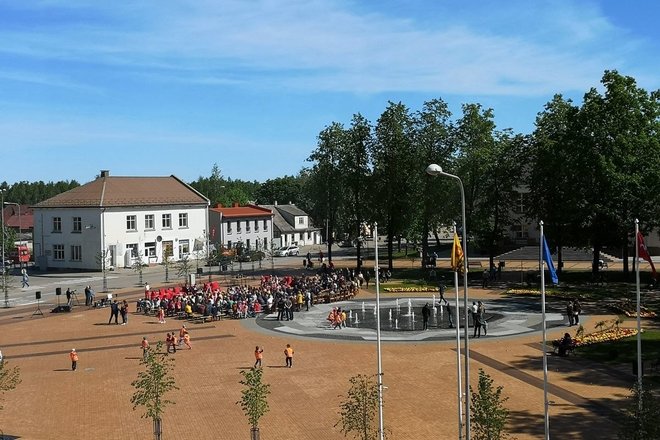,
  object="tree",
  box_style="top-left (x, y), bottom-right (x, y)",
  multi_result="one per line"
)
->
top-left (618, 382), bottom-right (660, 440)
top-left (237, 367), bottom-right (271, 440)
top-left (162, 246), bottom-right (173, 283)
top-left (254, 175), bottom-right (304, 206)
top-left (0, 358), bottom-right (21, 411)
top-left (176, 254), bottom-right (192, 283)
top-left (335, 374), bottom-right (382, 440)
top-left (133, 254), bottom-right (145, 286)
top-left (130, 342), bottom-right (178, 440)
top-left (470, 369), bottom-right (510, 440)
